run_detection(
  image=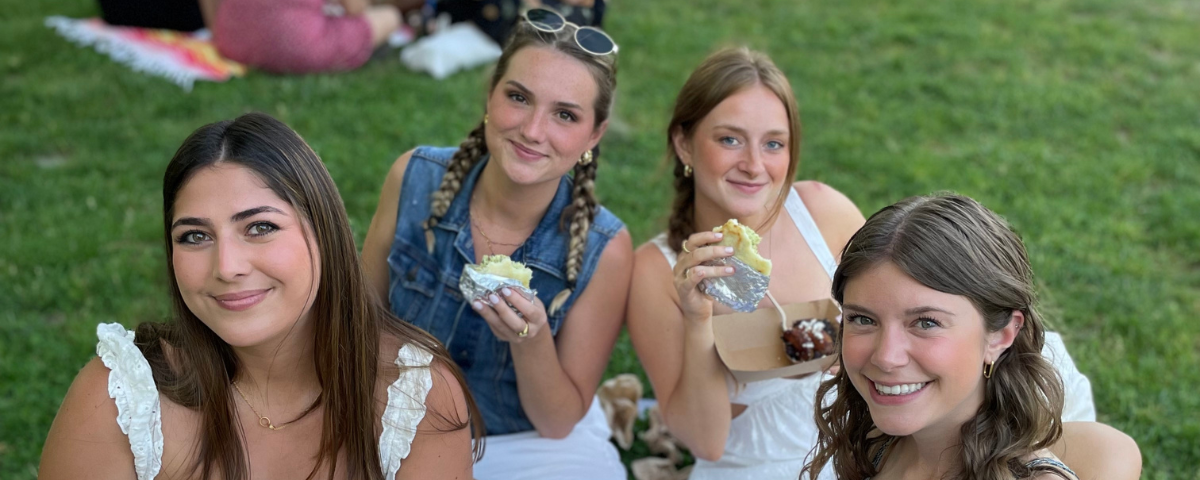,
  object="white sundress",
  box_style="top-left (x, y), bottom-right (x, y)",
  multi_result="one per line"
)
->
top-left (95, 322), bottom-right (436, 480)
top-left (650, 188), bottom-right (1097, 480)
